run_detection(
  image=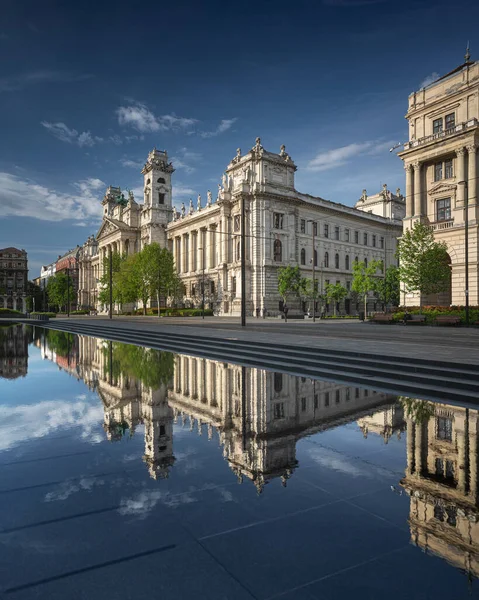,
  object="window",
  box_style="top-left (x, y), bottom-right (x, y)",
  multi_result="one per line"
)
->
top-left (355, 387), bottom-right (360, 398)
top-left (274, 239), bottom-right (282, 262)
top-left (434, 162), bottom-right (443, 181)
top-left (335, 253), bottom-right (339, 269)
top-left (274, 213), bottom-right (284, 229)
top-left (355, 256), bottom-right (359, 264)
top-left (158, 192), bottom-right (165, 204)
top-left (324, 224), bottom-right (329, 238)
top-left (234, 215), bottom-right (240, 232)
top-left (380, 236), bottom-right (384, 249)
top-left (274, 403), bottom-right (285, 419)
top-left (345, 228), bottom-right (350, 242)
top-left (300, 219), bottom-right (306, 233)
top-left (436, 198), bottom-right (451, 222)
top-left (346, 280), bottom-right (351, 291)
top-left (210, 281), bottom-right (215, 294)
top-left (232, 277), bottom-right (237, 294)
top-left (445, 112), bottom-right (455, 130)
top-left (372, 235), bottom-right (376, 248)
top-left (324, 252), bottom-right (329, 268)
top-left (345, 388), bottom-right (350, 401)
top-left (437, 416), bottom-right (453, 441)
top-left (445, 159), bottom-right (453, 179)
top-left (159, 424), bottom-right (166, 436)
top-left (314, 249), bottom-right (318, 266)
top-left (364, 389), bottom-right (368, 397)
top-left (334, 226), bottom-right (340, 240)
top-left (335, 390), bottom-right (340, 404)
top-left (301, 397), bottom-right (307, 412)
top-left (325, 279), bottom-right (330, 287)
top-left (313, 222), bottom-right (318, 236)
top-left (274, 372), bottom-right (283, 393)
top-left (157, 177), bottom-right (166, 184)
top-left (364, 257), bottom-right (368, 268)
top-left (345, 255), bottom-right (350, 270)
top-left (445, 460), bottom-right (455, 479)
top-left (314, 394), bottom-right (318, 409)
top-left (433, 117), bottom-right (443, 134)
top-left (236, 241), bottom-right (241, 261)
top-left (301, 248), bottom-right (306, 265)
top-left (363, 232), bottom-right (368, 246)
top-left (324, 392), bottom-right (330, 407)
top-left (354, 231), bottom-right (359, 244)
